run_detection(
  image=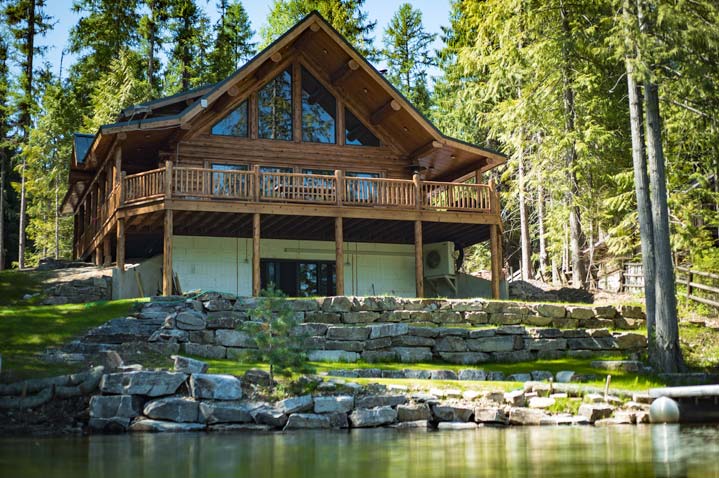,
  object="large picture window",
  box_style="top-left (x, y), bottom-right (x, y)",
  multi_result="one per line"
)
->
top-left (345, 108), bottom-right (380, 146)
top-left (211, 101), bottom-right (249, 137)
top-left (301, 67), bottom-right (336, 143)
top-left (212, 163), bottom-right (248, 197)
top-left (261, 259), bottom-right (336, 297)
top-left (258, 68), bottom-right (293, 141)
